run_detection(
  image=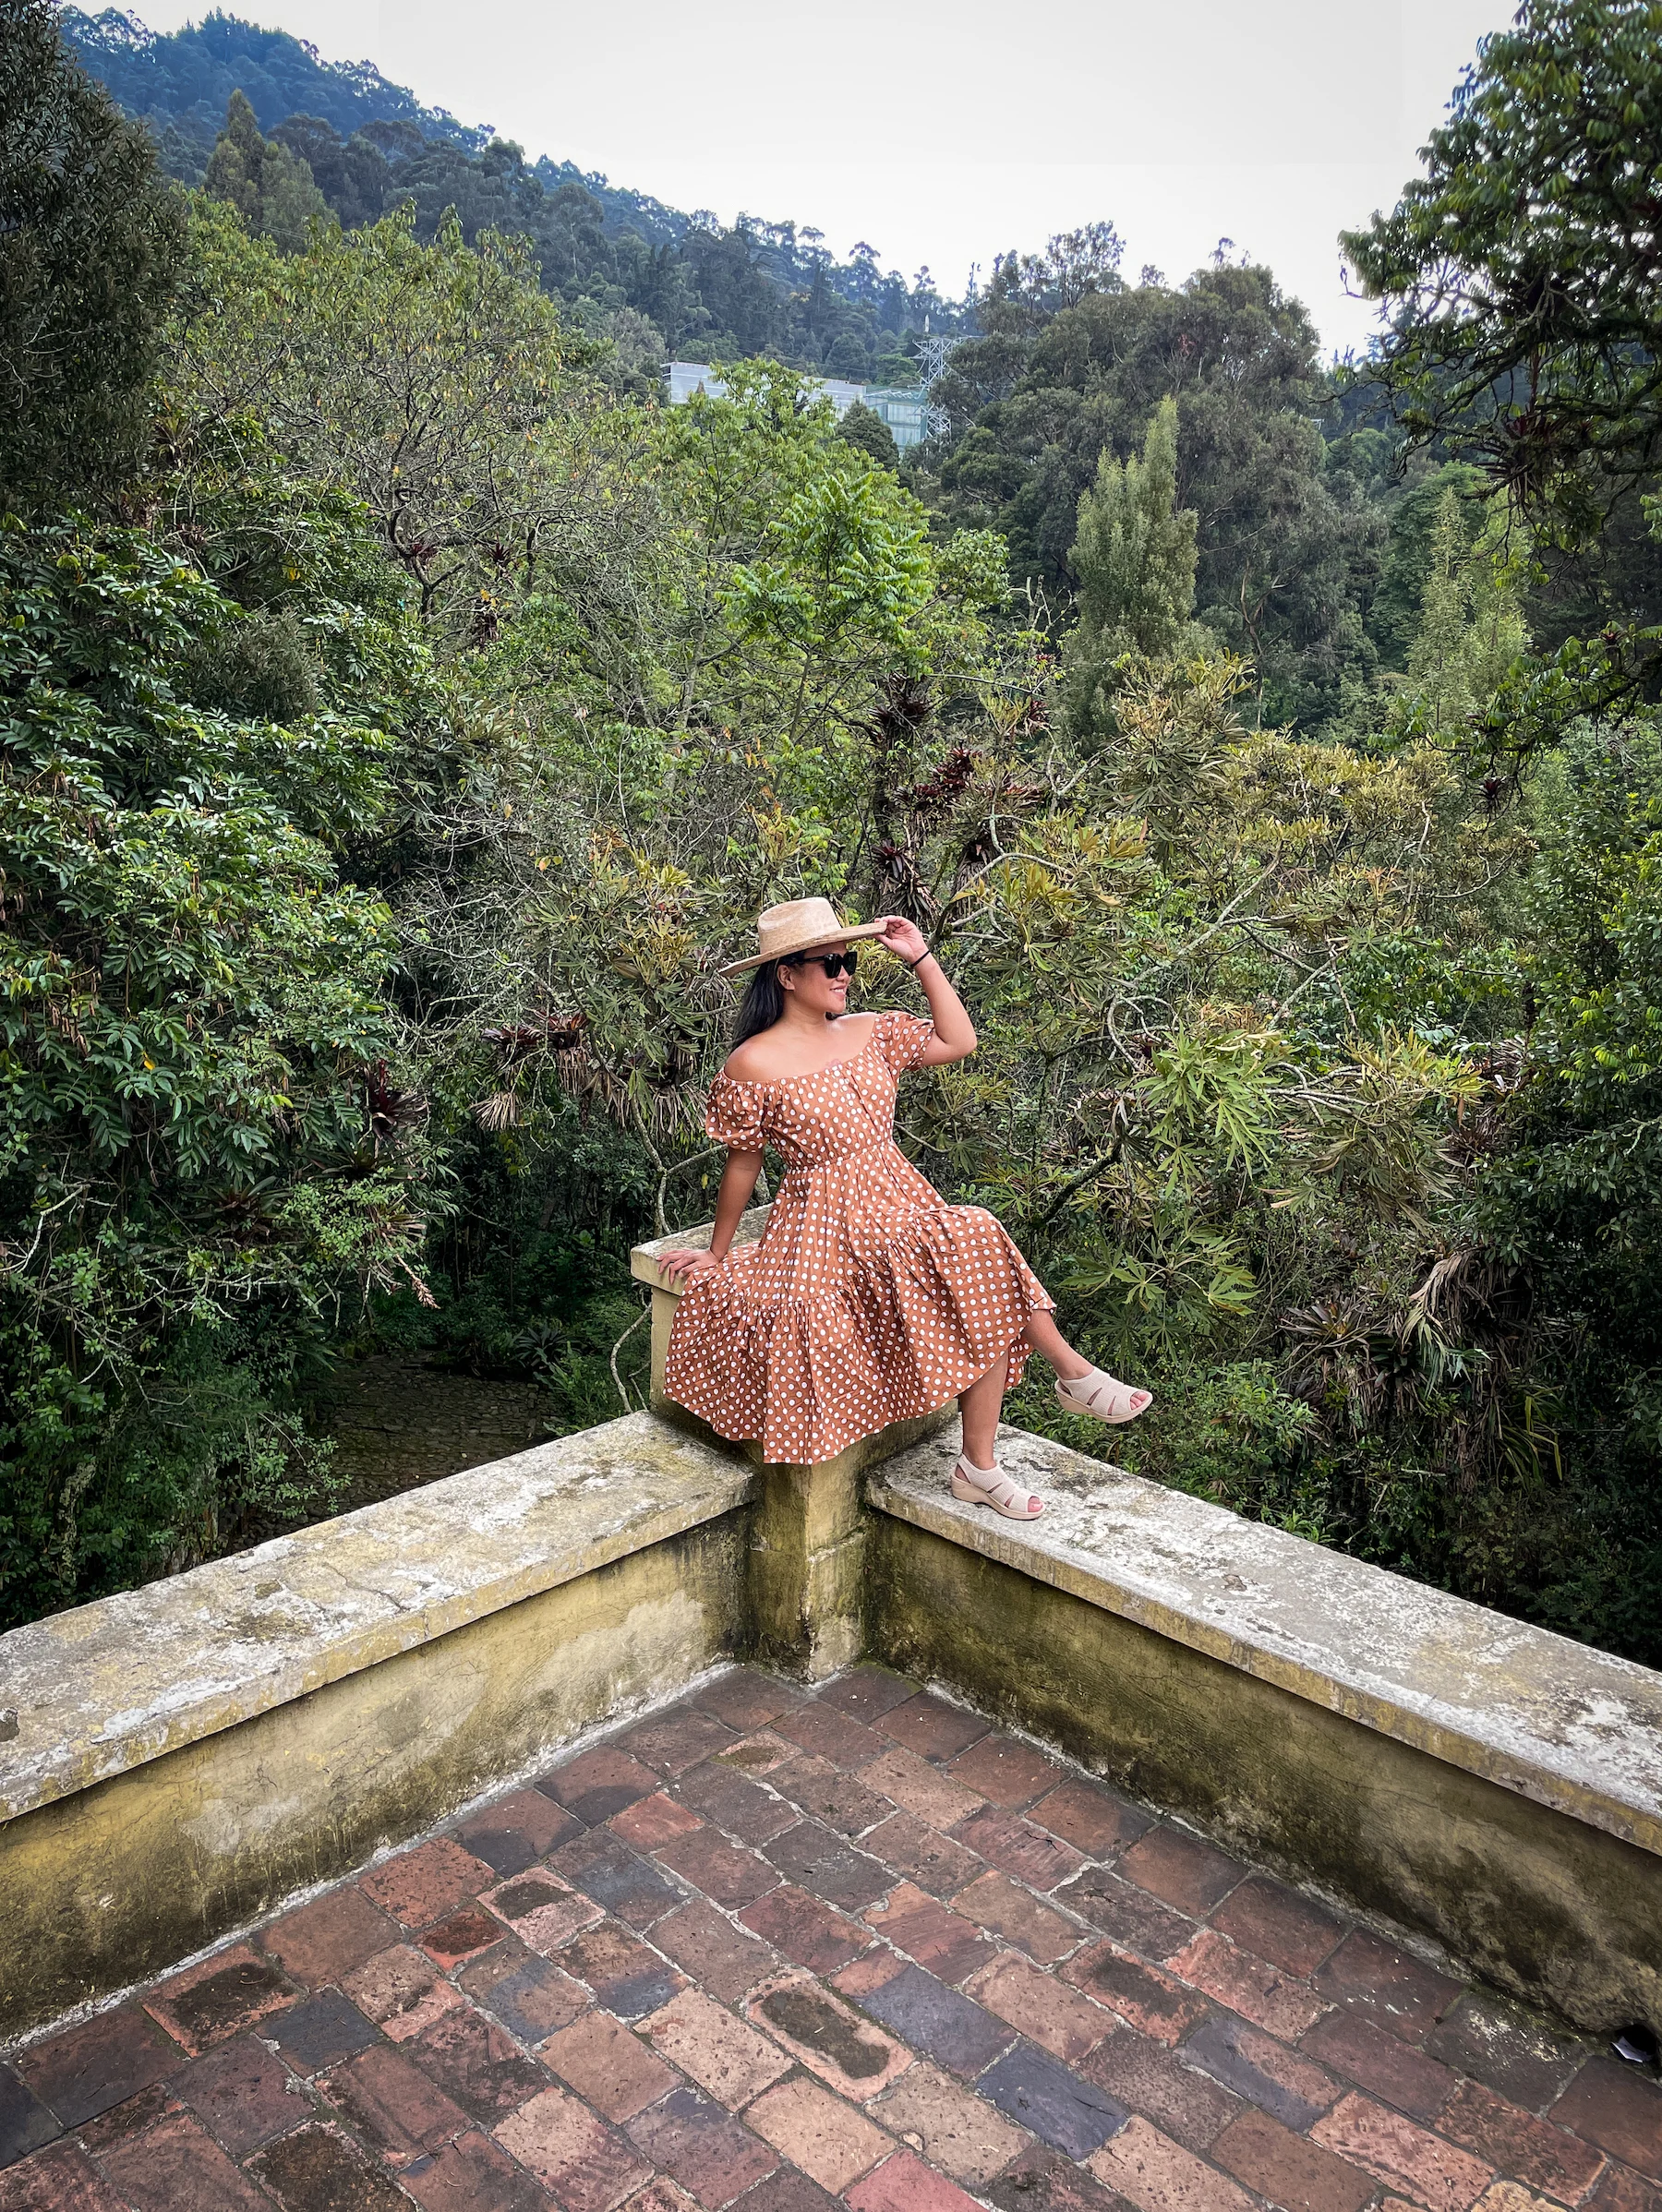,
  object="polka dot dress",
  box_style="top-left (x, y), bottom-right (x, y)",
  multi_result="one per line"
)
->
top-left (665, 1009), bottom-right (1055, 1464)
